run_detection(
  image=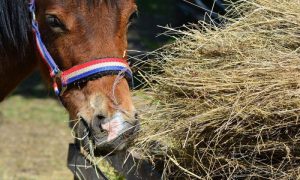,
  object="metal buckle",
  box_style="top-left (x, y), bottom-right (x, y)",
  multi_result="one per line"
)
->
top-left (28, 0), bottom-right (36, 20)
top-left (52, 71), bottom-right (67, 96)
